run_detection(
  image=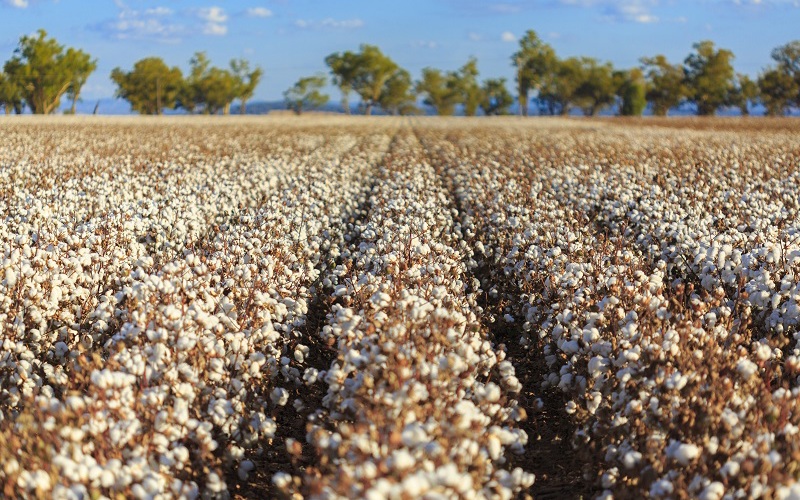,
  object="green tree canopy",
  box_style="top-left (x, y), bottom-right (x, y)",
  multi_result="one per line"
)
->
top-left (378, 69), bottom-right (417, 115)
top-left (0, 71), bottom-right (24, 115)
top-left (730, 74), bottom-right (759, 116)
top-left (480, 78), bottom-right (513, 116)
top-left (351, 45), bottom-right (400, 115)
top-left (512, 30), bottom-right (557, 116)
top-left (325, 50), bottom-right (361, 114)
top-left (111, 57), bottom-right (183, 115)
top-left (683, 40), bottom-right (735, 116)
top-left (454, 57), bottom-right (482, 116)
top-left (65, 50), bottom-right (97, 114)
top-left (768, 40), bottom-right (800, 108)
top-left (574, 58), bottom-right (615, 116)
top-left (615, 68), bottom-right (647, 116)
top-left (757, 68), bottom-right (798, 116)
top-left (3, 29), bottom-right (96, 115)
top-left (538, 57), bottom-right (584, 116)
top-left (640, 54), bottom-right (686, 116)
top-left (416, 68), bottom-right (460, 116)
top-left (230, 58), bottom-right (263, 114)
top-left (181, 52), bottom-right (240, 115)
top-left (284, 74), bottom-right (329, 114)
